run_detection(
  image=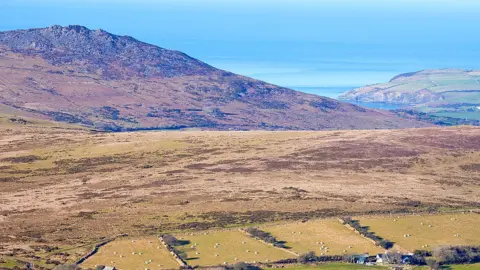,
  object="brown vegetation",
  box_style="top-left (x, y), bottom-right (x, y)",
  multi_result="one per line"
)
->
top-left (0, 120), bottom-right (479, 265)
